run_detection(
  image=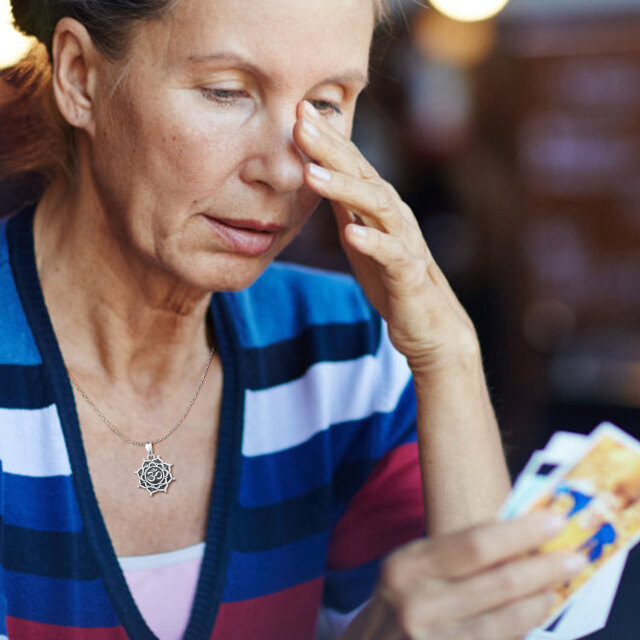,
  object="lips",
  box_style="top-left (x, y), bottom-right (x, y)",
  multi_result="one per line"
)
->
top-left (202, 214), bottom-right (280, 256)
top-left (211, 217), bottom-right (285, 233)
